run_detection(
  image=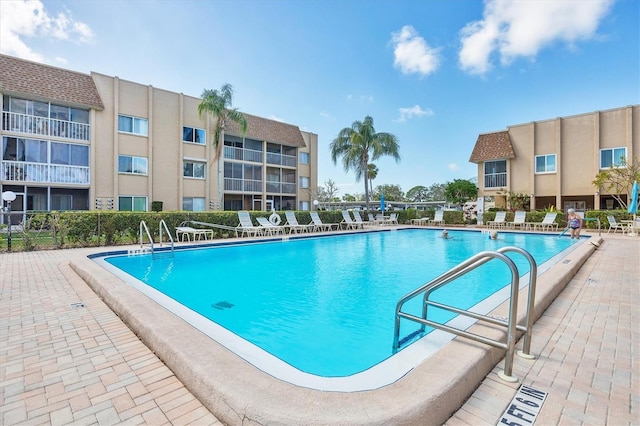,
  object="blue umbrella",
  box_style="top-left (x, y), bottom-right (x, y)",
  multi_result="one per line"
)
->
top-left (380, 194), bottom-right (385, 212)
top-left (628, 180), bottom-right (638, 214)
